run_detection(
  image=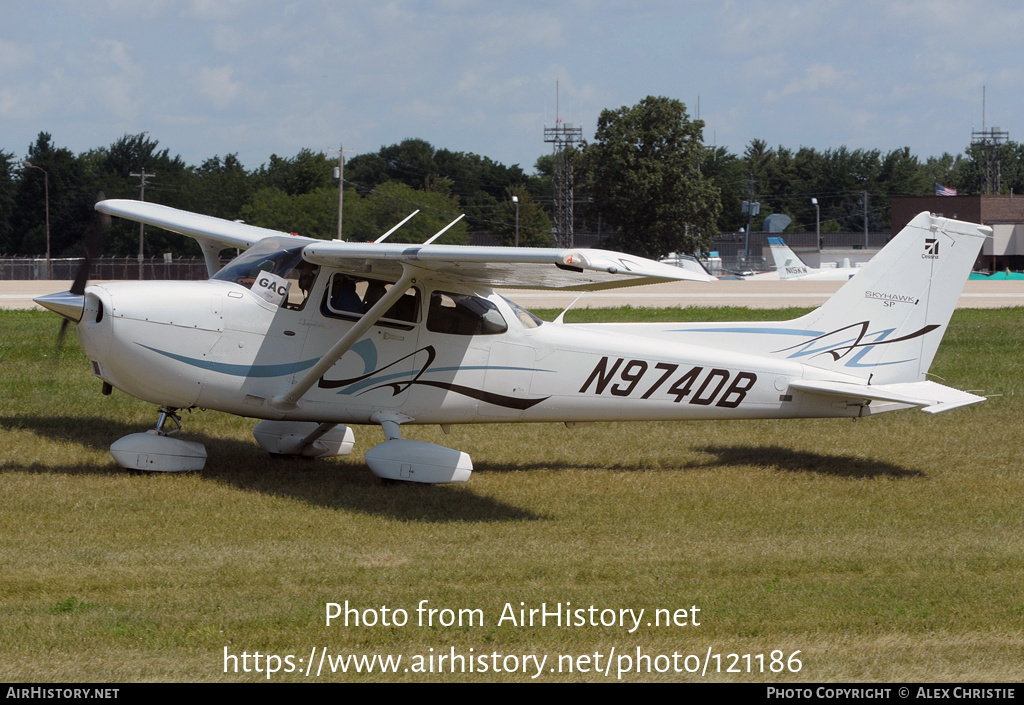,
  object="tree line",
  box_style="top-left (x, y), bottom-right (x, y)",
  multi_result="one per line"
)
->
top-left (3, 96), bottom-right (1020, 260)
